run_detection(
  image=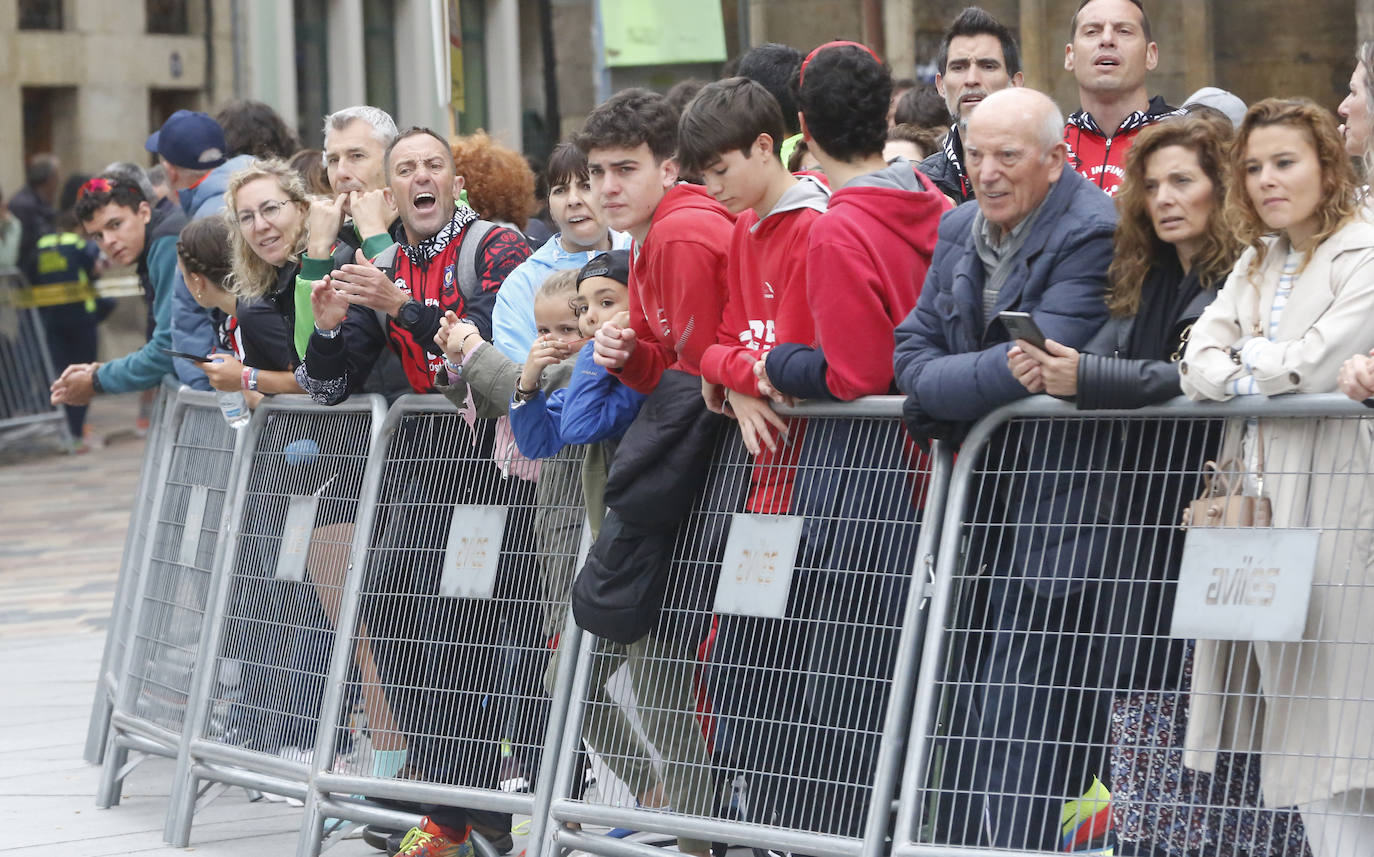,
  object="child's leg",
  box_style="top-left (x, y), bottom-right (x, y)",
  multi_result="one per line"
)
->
top-left (627, 634), bottom-right (714, 857)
